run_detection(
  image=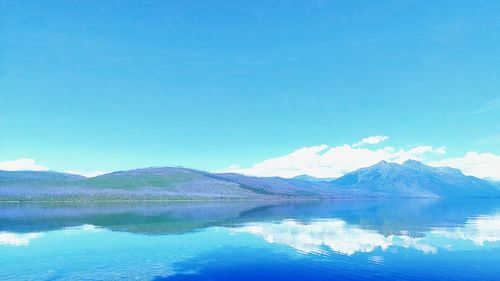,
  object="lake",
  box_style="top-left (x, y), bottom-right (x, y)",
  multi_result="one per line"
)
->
top-left (1, 199), bottom-right (499, 280)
